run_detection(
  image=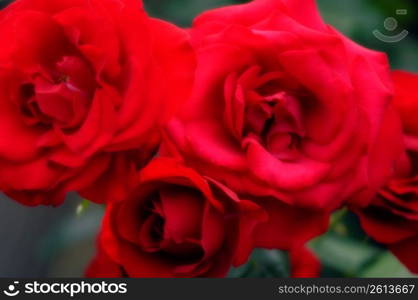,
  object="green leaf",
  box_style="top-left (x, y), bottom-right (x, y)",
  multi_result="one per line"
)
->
top-left (310, 233), bottom-right (382, 276)
top-left (360, 251), bottom-right (418, 278)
